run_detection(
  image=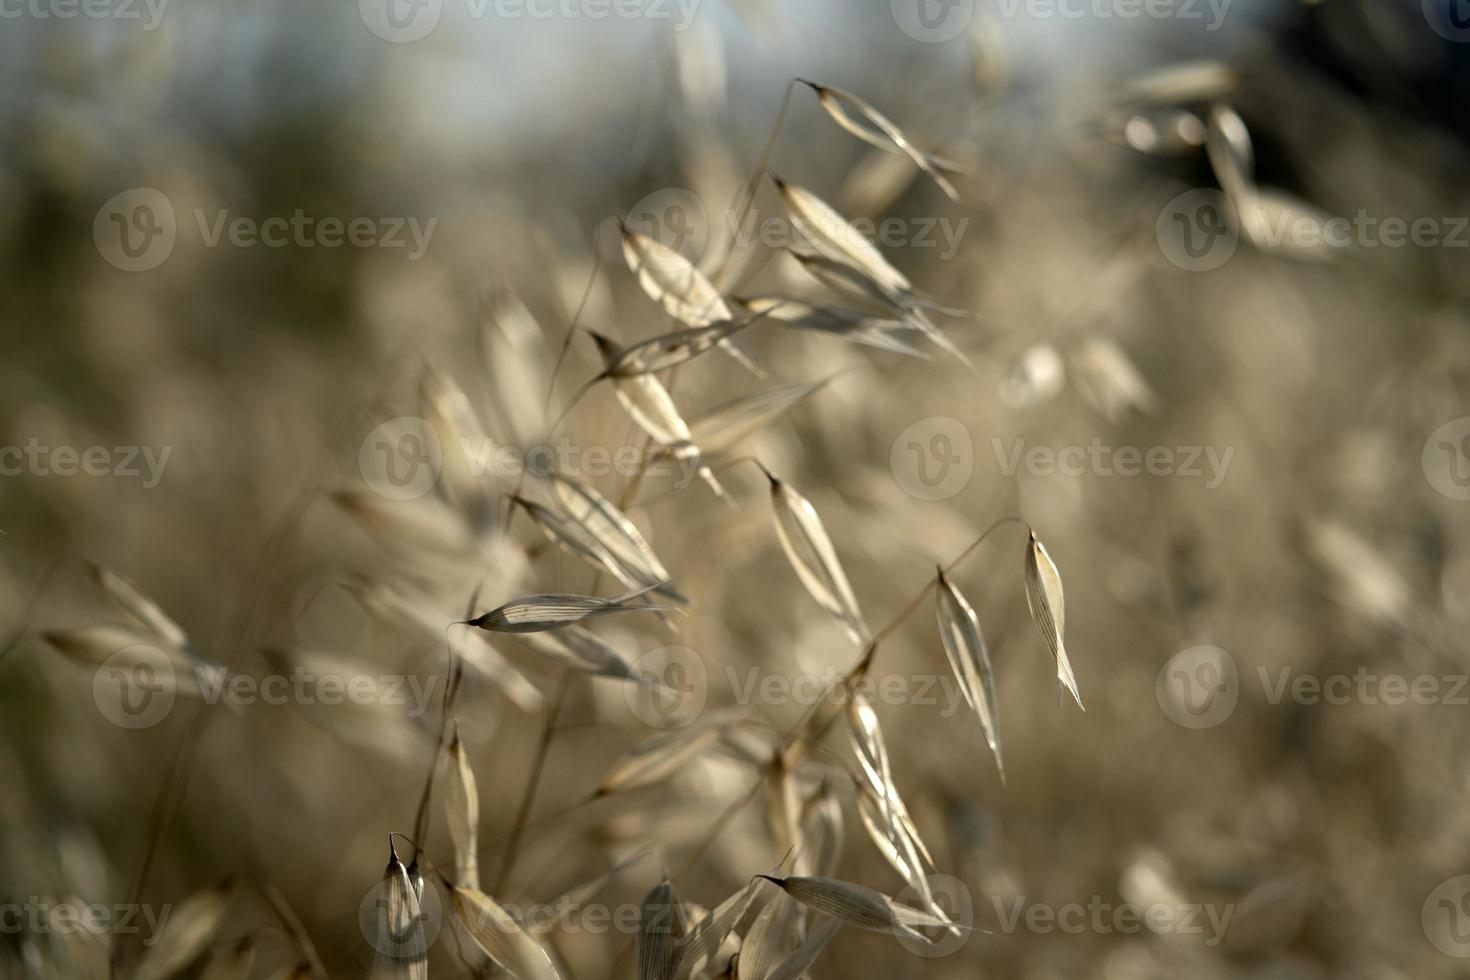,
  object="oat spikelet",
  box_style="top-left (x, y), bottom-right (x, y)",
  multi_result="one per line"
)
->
top-left (799, 79), bottom-right (960, 201)
top-left (370, 841), bottom-right (428, 980)
top-left (638, 879), bottom-right (682, 980)
top-left (1024, 530), bottom-right (1084, 709)
top-left (756, 875), bottom-right (951, 943)
top-left (467, 586), bottom-right (674, 633)
top-left (935, 569), bottom-right (1004, 780)
top-left (764, 467), bottom-right (868, 646)
top-left (444, 729), bottom-right (480, 889)
top-left (452, 885), bottom-right (564, 980)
